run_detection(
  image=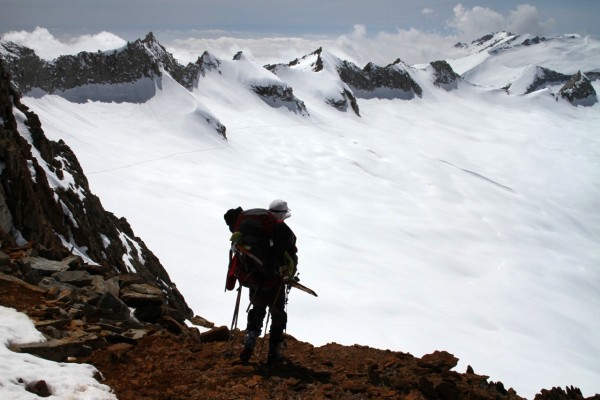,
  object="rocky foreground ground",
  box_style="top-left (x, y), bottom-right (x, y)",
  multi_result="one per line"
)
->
top-left (0, 246), bottom-right (597, 400)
